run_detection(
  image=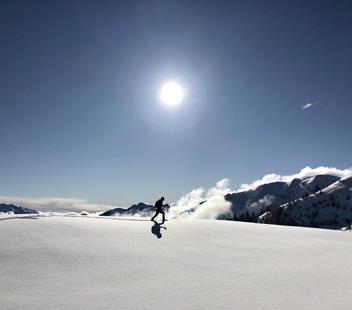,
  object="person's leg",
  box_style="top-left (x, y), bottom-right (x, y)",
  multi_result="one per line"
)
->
top-left (151, 210), bottom-right (159, 221)
top-left (161, 210), bottom-right (165, 223)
